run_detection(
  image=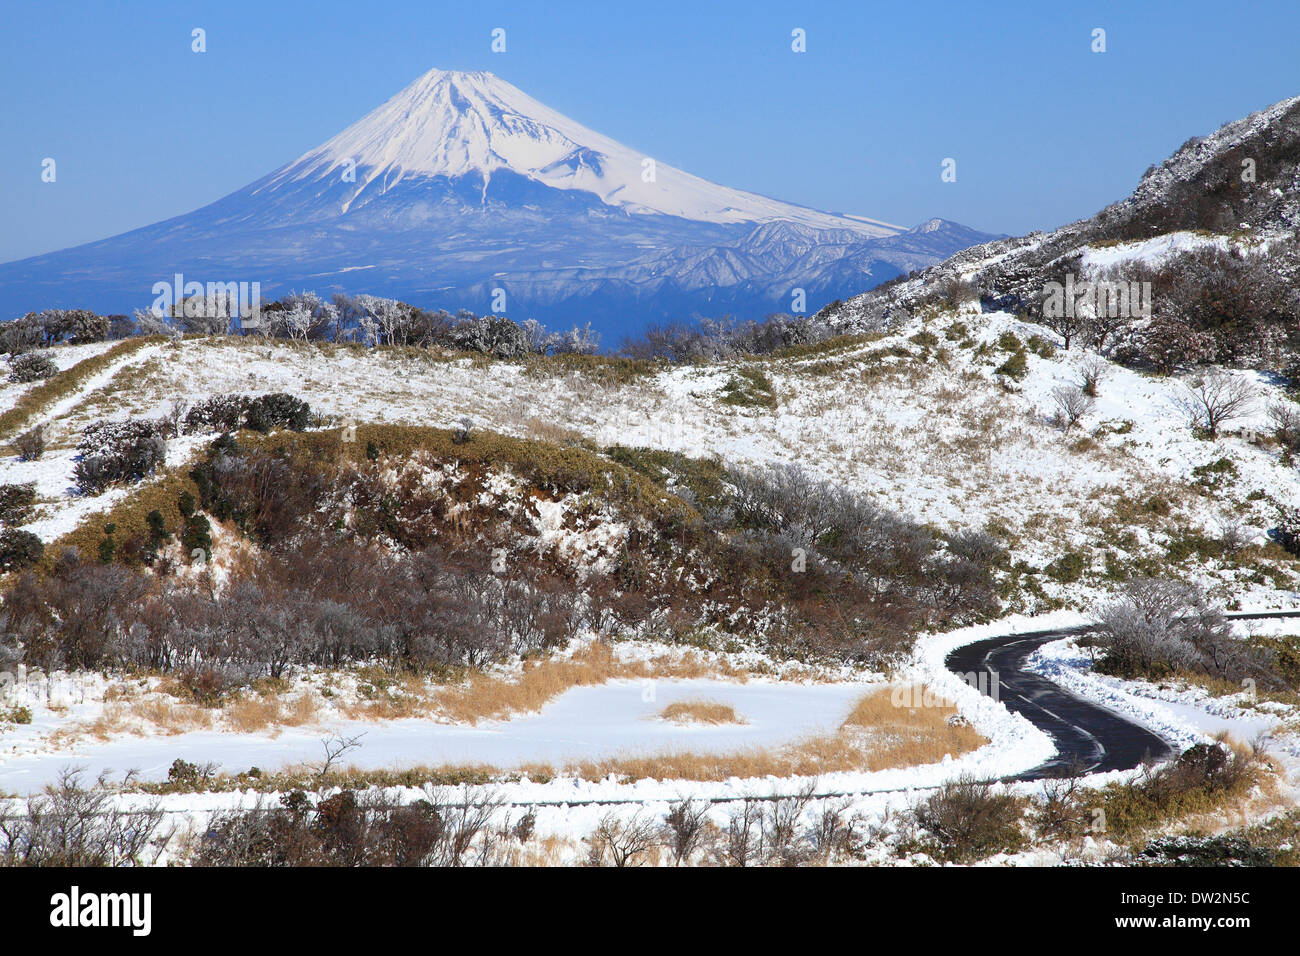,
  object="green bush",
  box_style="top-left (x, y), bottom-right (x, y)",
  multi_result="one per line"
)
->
top-left (1044, 550), bottom-right (1086, 583)
top-left (0, 482), bottom-right (37, 526)
top-left (244, 393), bottom-right (312, 432)
top-left (0, 528), bottom-right (44, 572)
top-left (995, 349), bottom-right (1029, 381)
